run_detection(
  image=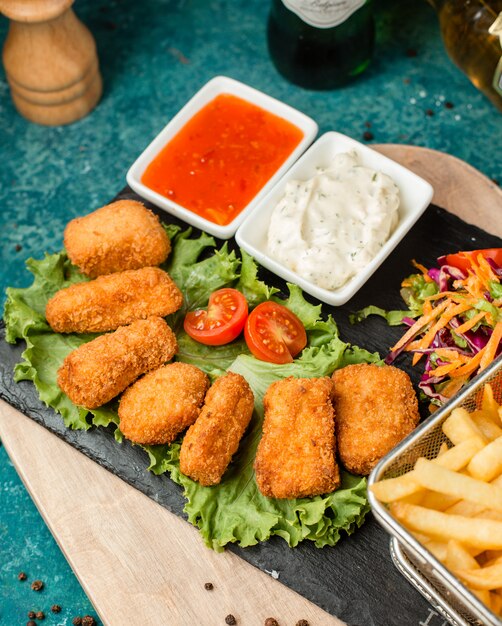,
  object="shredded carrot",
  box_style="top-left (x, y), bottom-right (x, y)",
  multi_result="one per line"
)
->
top-left (433, 348), bottom-right (468, 360)
top-left (479, 322), bottom-right (502, 371)
top-left (441, 377), bottom-right (469, 398)
top-left (390, 299), bottom-right (451, 353)
top-left (412, 260), bottom-right (433, 281)
top-left (423, 291), bottom-right (465, 302)
top-left (408, 302), bottom-right (471, 365)
top-left (432, 361), bottom-right (465, 378)
top-left (388, 253), bottom-right (502, 409)
top-left (422, 299), bottom-right (433, 316)
top-left (453, 311), bottom-right (486, 334)
top-left (449, 349), bottom-right (486, 378)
